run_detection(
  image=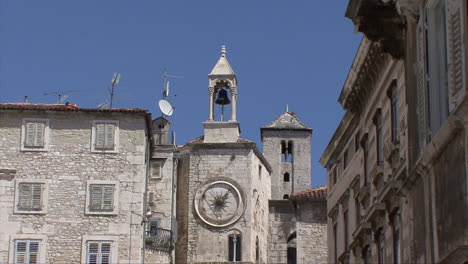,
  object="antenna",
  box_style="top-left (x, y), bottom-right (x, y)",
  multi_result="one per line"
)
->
top-left (44, 90), bottom-right (81, 104)
top-left (97, 102), bottom-right (109, 109)
top-left (159, 99), bottom-right (174, 116)
top-left (109, 73), bottom-right (121, 109)
top-left (162, 68), bottom-right (183, 99)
